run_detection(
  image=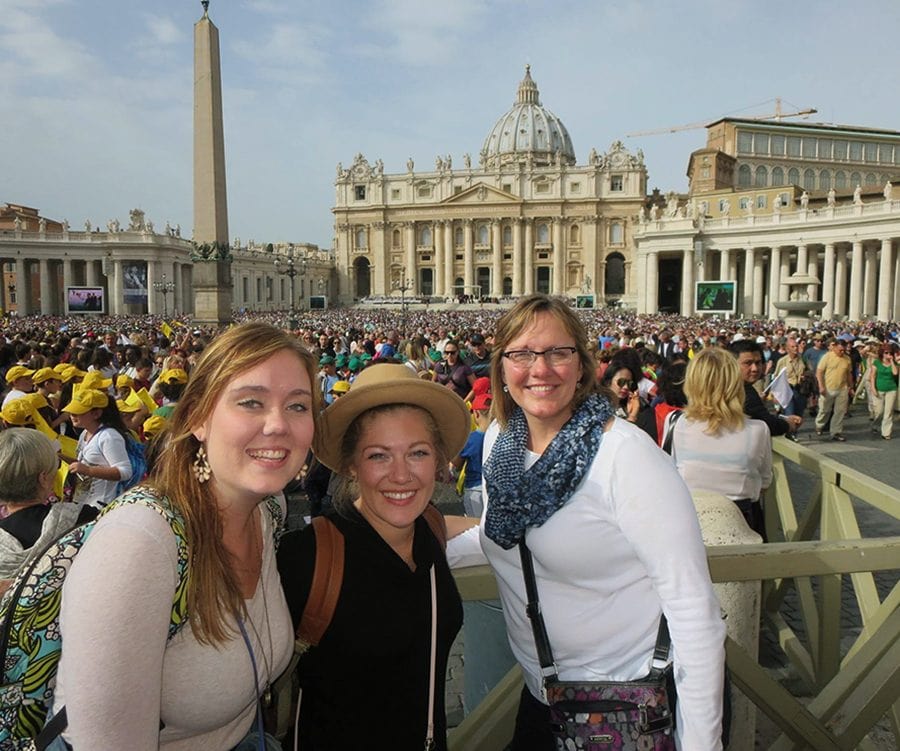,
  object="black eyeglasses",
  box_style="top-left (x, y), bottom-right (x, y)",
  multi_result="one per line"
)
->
top-left (444, 349), bottom-right (458, 355)
top-left (615, 377), bottom-right (636, 390)
top-left (502, 347), bottom-right (577, 367)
